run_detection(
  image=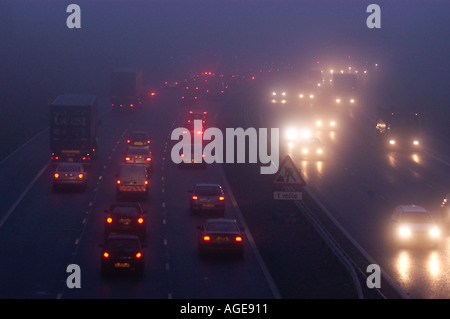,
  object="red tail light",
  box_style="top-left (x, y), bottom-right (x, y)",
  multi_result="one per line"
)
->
top-left (146, 140), bottom-right (151, 144)
top-left (136, 252), bottom-right (142, 258)
top-left (103, 252), bottom-right (109, 258)
top-left (125, 157), bottom-right (131, 161)
top-left (106, 217), bottom-right (112, 223)
top-left (78, 173), bottom-right (84, 179)
top-left (146, 157), bottom-right (151, 162)
top-left (126, 139), bottom-right (131, 144)
top-left (54, 173), bottom-right (59, 178)
top-left (116, 180), bottom-right (121, 184)
top-left (203, 235), bottom-right (210, 241)
top-left (235, 236), bottom-right (243, 242)
top-left (192, 196), bottom-right (198, 200)
top-left (137, 218), bottom-right (144, 224)
top-left (130, 104), bottom-right (134, 107)
top-left (219, 196), bottom-right (224, 201)
top-left (144, 180), bottom-right (148, 185)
